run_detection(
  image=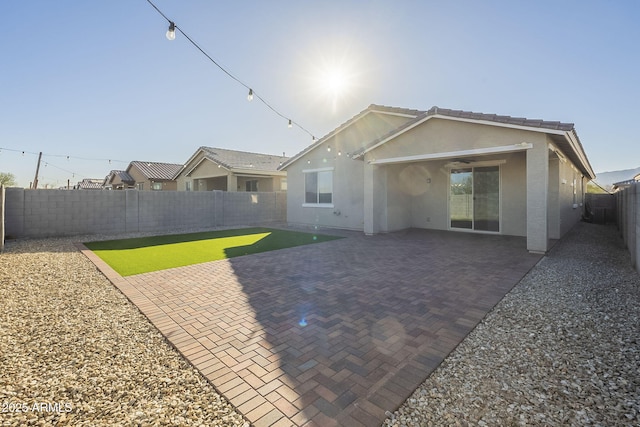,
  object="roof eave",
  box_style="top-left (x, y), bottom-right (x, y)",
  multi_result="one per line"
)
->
top-left (279, 105), bottom-right (423, 170)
